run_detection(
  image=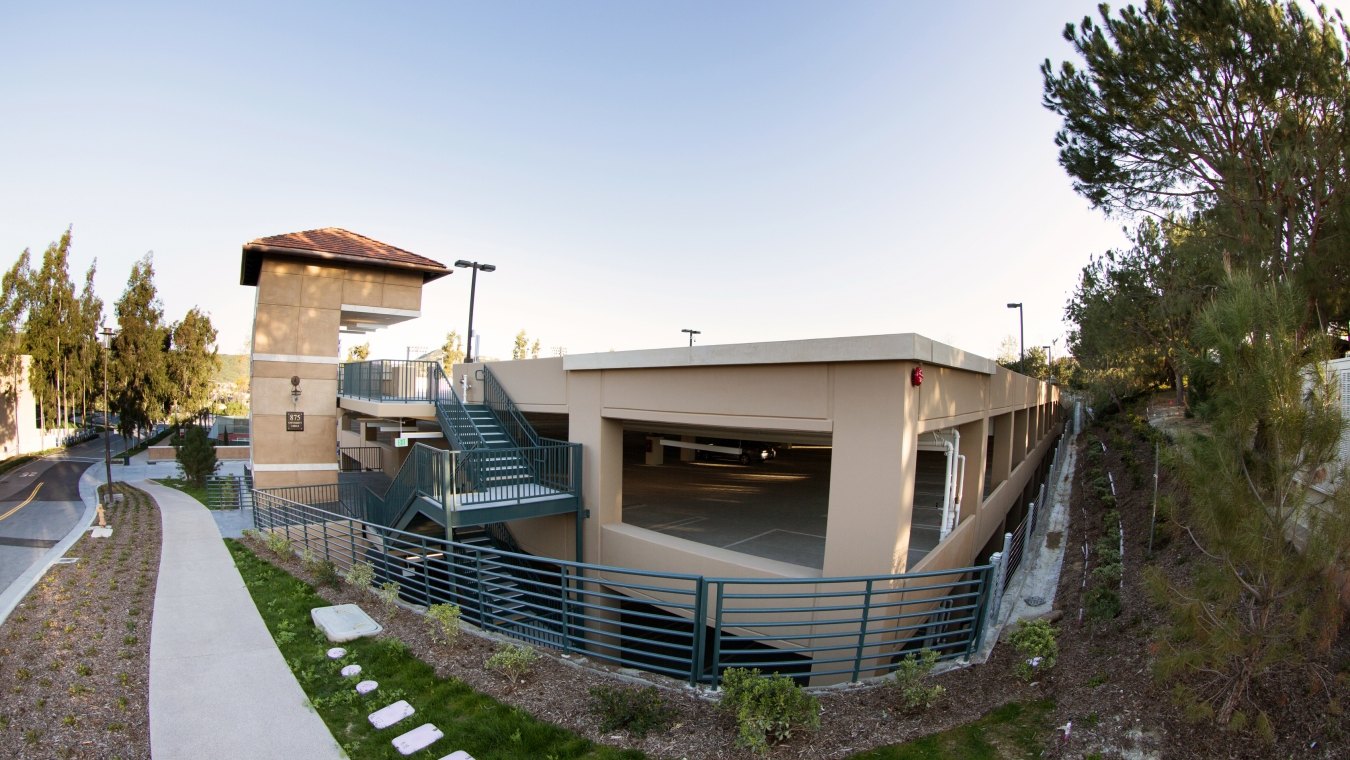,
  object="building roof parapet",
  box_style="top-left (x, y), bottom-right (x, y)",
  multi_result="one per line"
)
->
top-left (562, 333), bottom-right (996, 375)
